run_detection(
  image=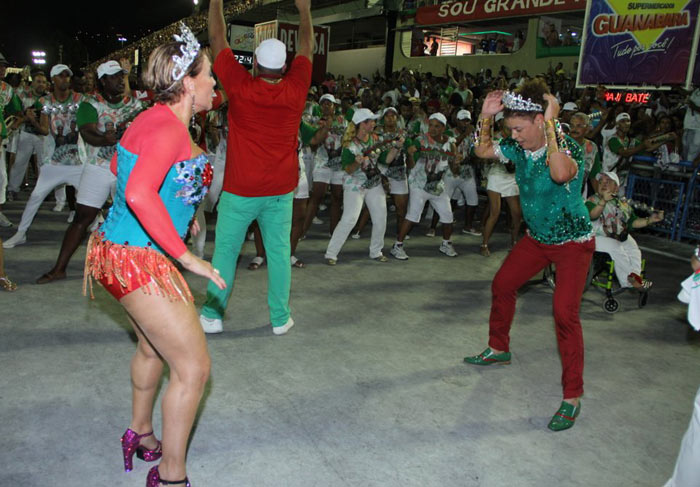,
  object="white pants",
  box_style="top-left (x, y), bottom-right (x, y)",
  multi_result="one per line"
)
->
top-left (594, 234), bottom-right (642, 287)
top-left (406, 187), bottom-right (453, 224)
top-left (446, 175), bottom-right (478, 206)
top-left (0, 144), bottom-right (7, 205)
top-left (313, 165), bottom-right (344, 185)
top-left (16, 164), bottom-right (83, 235)
top-left (683, 129), bottom-right (700, 163)
top-left (665, 386), bottom-right (700, 487)
top-left (192, 148), bottom-right (226, 256)
top-left (325, 184), bottom-right (387, 260)
top-left (76, 164), bottom-right (116, 208)
top-left (8, 131), bottom-right (44, 193)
